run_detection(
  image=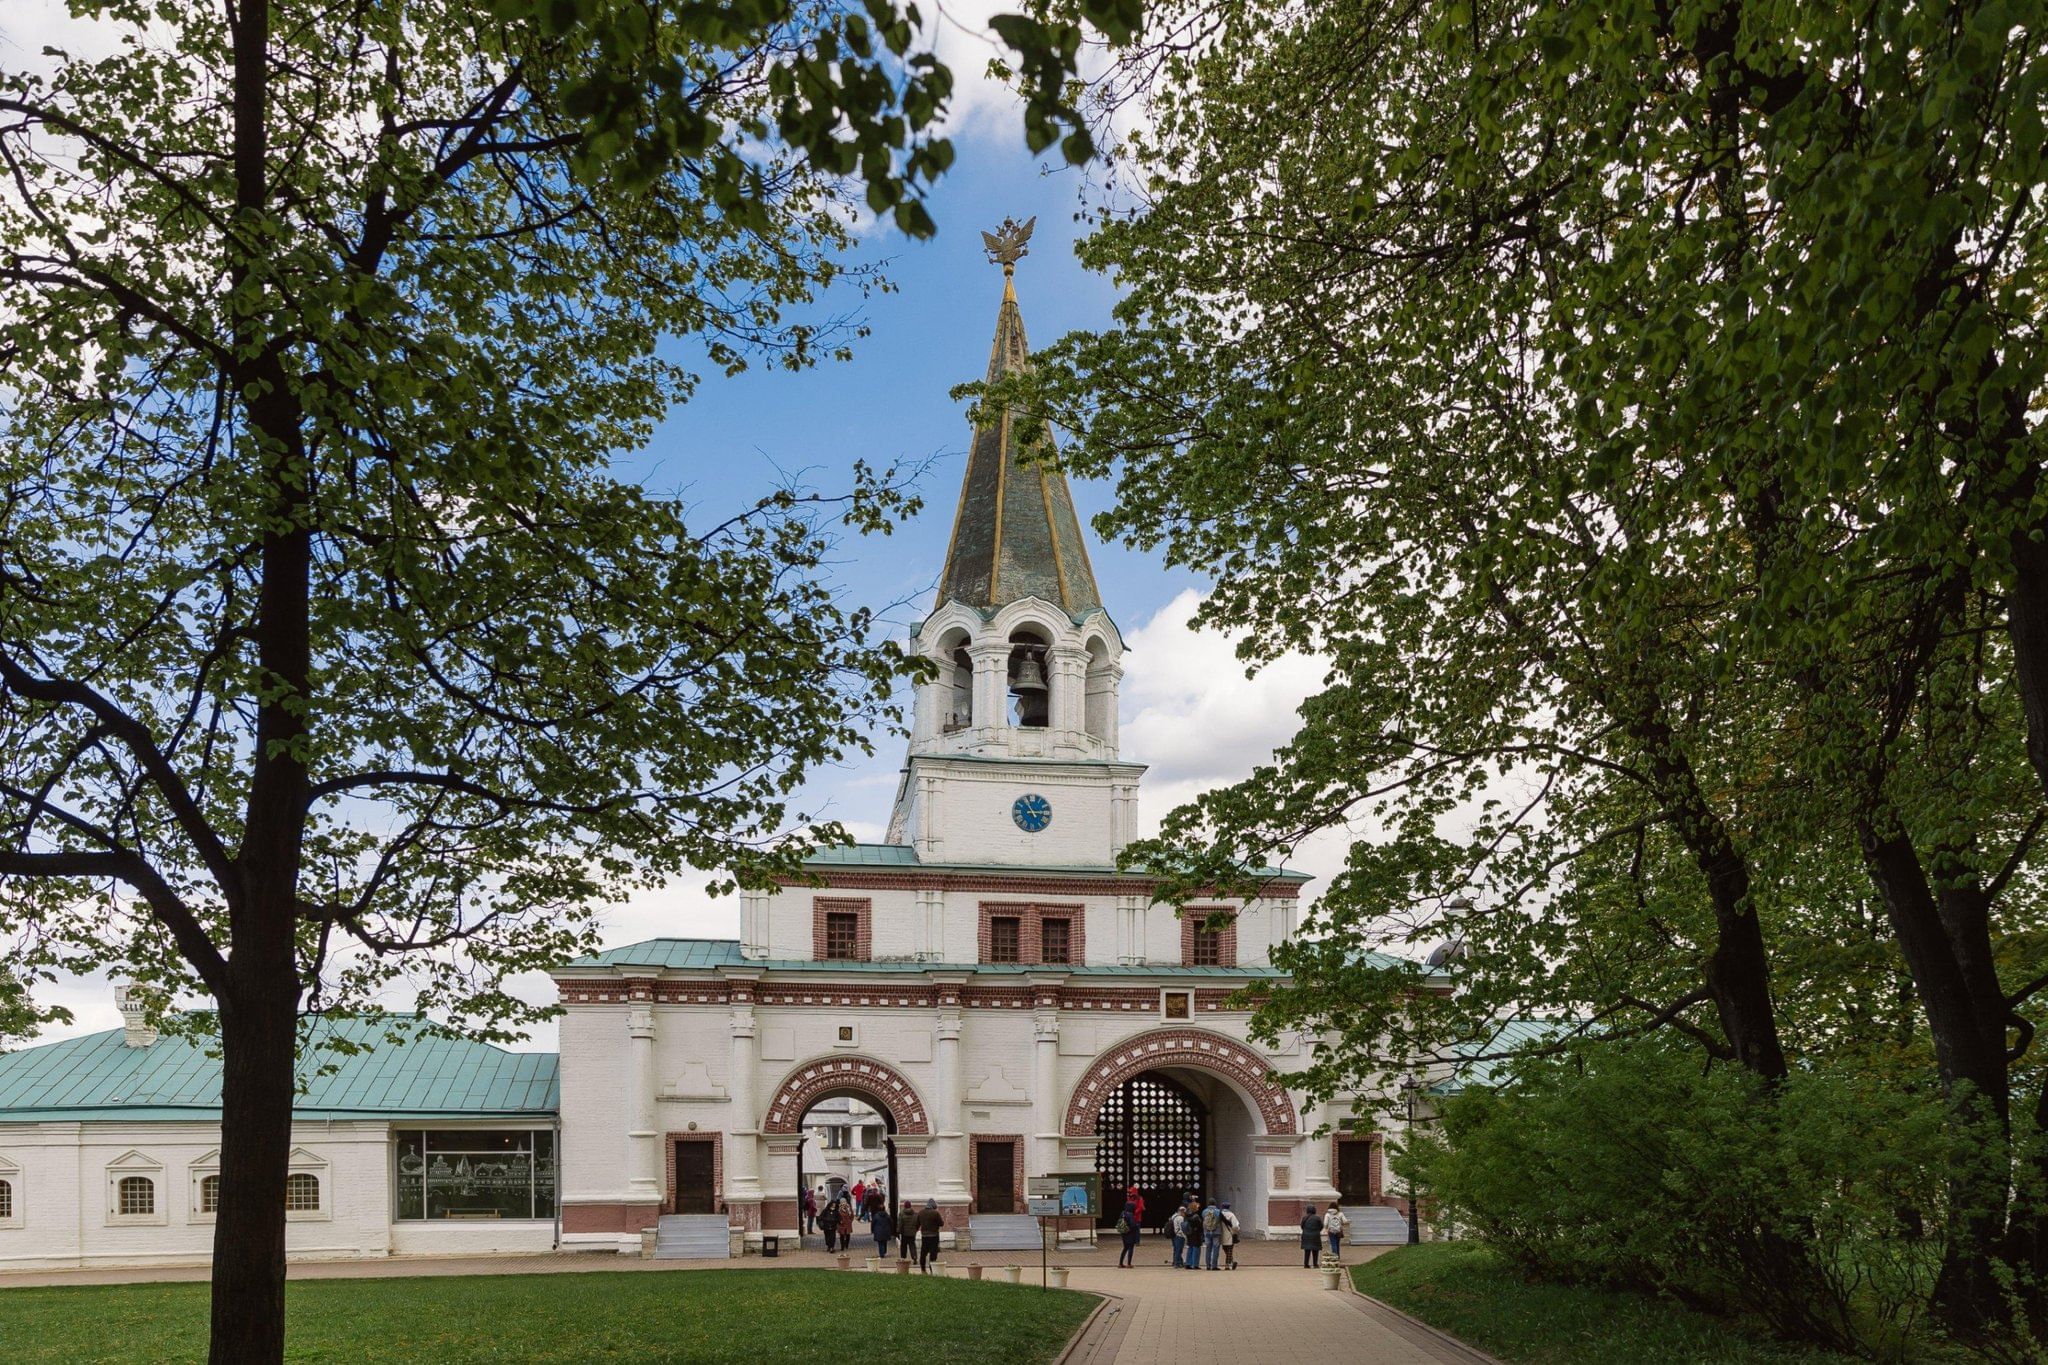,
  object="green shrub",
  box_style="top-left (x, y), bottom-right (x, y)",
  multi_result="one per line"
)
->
top-left (1407, 1045), bottom-right (1966, 1356)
